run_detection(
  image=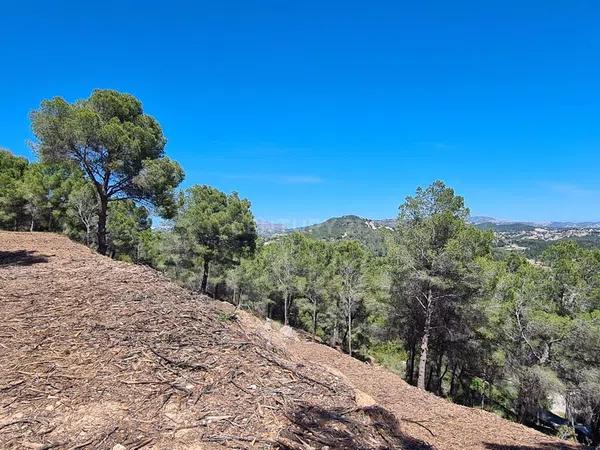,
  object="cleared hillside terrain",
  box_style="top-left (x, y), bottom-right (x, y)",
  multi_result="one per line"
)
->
top-left (0, 232), bottom-right (581, 450)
